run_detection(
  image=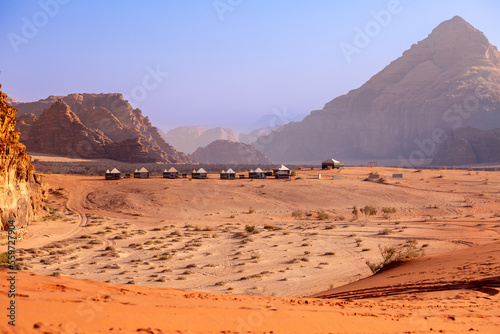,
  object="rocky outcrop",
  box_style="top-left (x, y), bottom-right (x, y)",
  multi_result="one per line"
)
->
top-left (254, 16), bottom-right (500, 163)
top-left (190, 140), bottom-right (272, 164)
top-left (432, 127), bottom-right (500, 165)
top-left (24, 100), bottom-right (112, 159)
top-left (0, 86), bottom-right (46, 231)
top-left (13, 93), bottom-right (191, 163)
top-left (164, 126), bottom-right (239, 154)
